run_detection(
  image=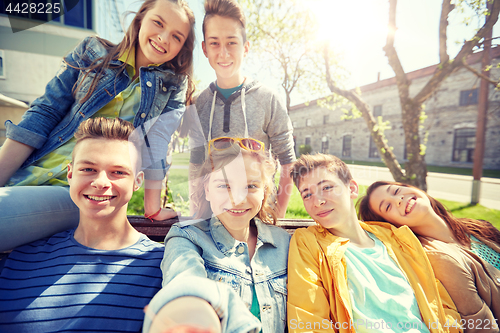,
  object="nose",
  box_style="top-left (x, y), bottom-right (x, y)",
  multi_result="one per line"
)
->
top-left (313, 195), bottom-right (326, 207)
top-left (229, 187), bottom-right (248, 207)
top-left (158, 31), bottom-right (170, 46)
top-left (396, 195), bottom-right (404, 207)
top-left (219, 45), bottom-right (229, 59)
top-left (91, 171), bottom-right (111, 190)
